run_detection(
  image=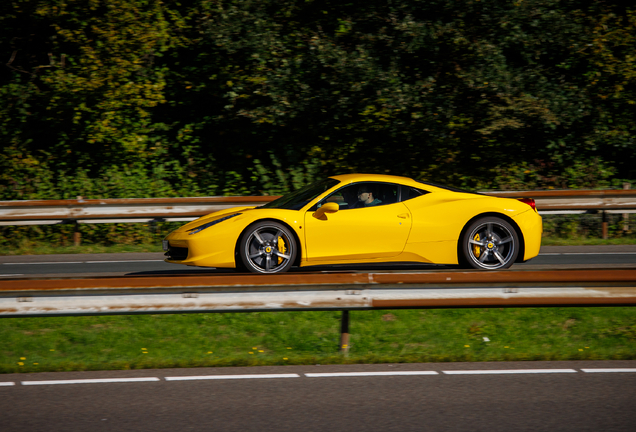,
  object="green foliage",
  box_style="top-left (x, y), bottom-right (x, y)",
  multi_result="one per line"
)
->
top-left (193, 0), bottom-right (636, 189)
top-left (1, 0), bottom-right (636, 205)
top-left (0, 0), bottom-right (195, 201)
top-left (542, 212), bottom-right (636, 240)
